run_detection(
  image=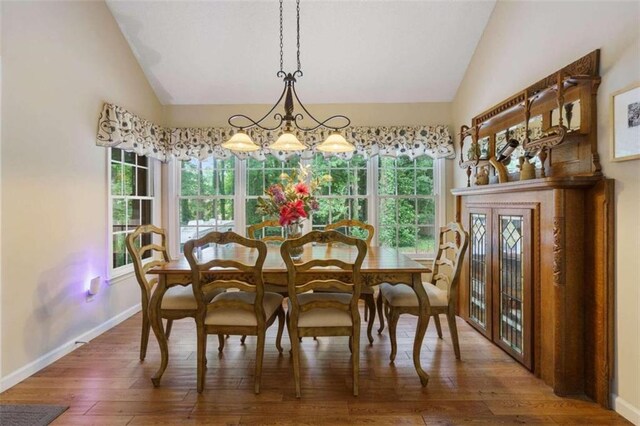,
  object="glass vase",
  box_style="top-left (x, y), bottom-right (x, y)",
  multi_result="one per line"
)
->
top-left (285, 222), bottom-right (304, 262)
